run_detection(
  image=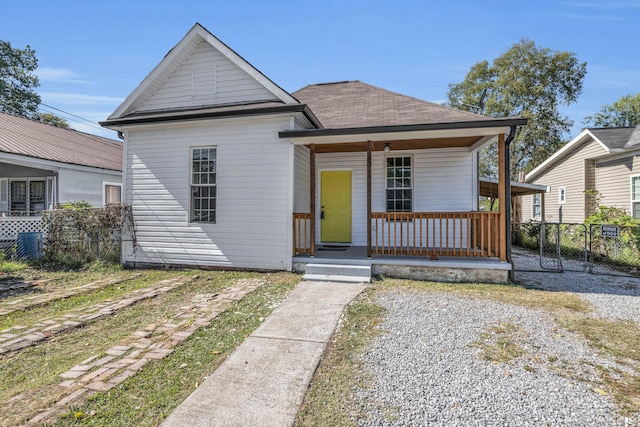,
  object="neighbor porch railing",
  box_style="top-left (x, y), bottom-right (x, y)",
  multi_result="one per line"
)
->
top-left (0, 213), bottom-right (45, 241)
top-left (370, 211), bottom-right (500, 258)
